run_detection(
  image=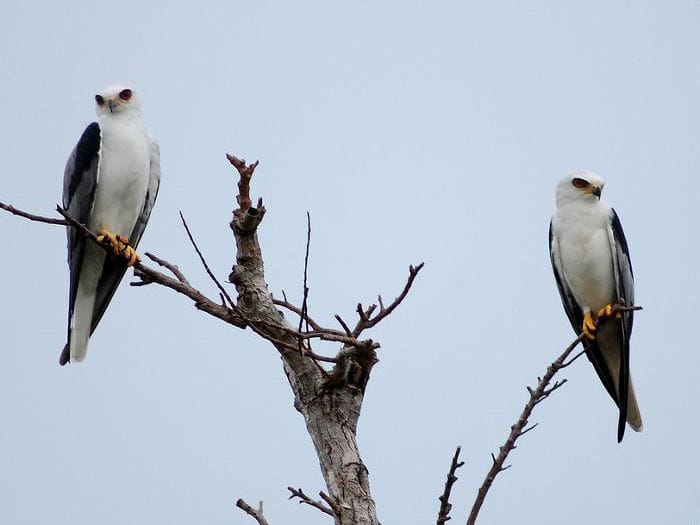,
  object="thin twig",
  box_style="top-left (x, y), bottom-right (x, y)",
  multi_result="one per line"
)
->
top-left (141, 252), bottom-right (190, 285)
top-left (287, 486), bottom-right (335, 516)
top-left (298, 211), bottom-right (312, 355)
top-left (235, 499), bottom-right (269, 525)
top-left (293, 237), bottom-right (331, 373)
top-left (0, 201), bottom-right (68, 225)
top-left (560, 348), bottom-right (586, 368)
top-left (436, 446), bottom-right (465, 525)
top-left (179, 211), bottom-right (237, 311)
top-left (272, 298), bottom-right (325, 332)
top-left (271, 299), bottom-right (376, 351)
top-left (353, 263), bottom-right (424, 336)
top-left (265, 322), bottom-right (368, 352)
top-left (466, 303), bottom-right (642, 525)
top-left (335, 314), bottom-right (352, 336)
